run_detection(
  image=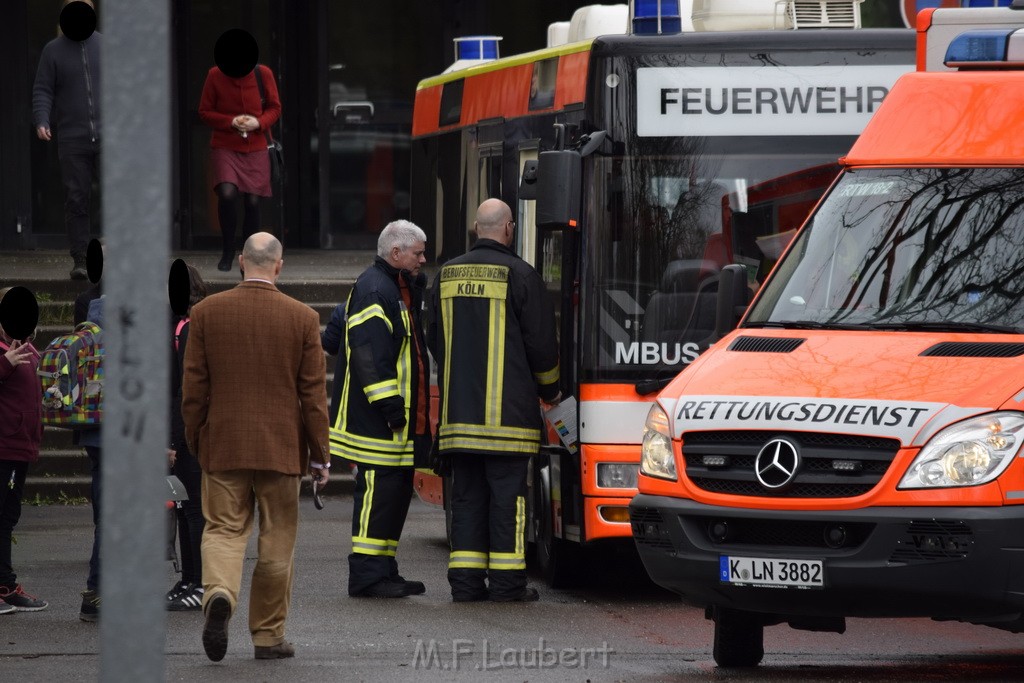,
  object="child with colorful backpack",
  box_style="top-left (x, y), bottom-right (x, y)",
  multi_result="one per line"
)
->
top-left (0, 287), bottom-right (49, 614)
